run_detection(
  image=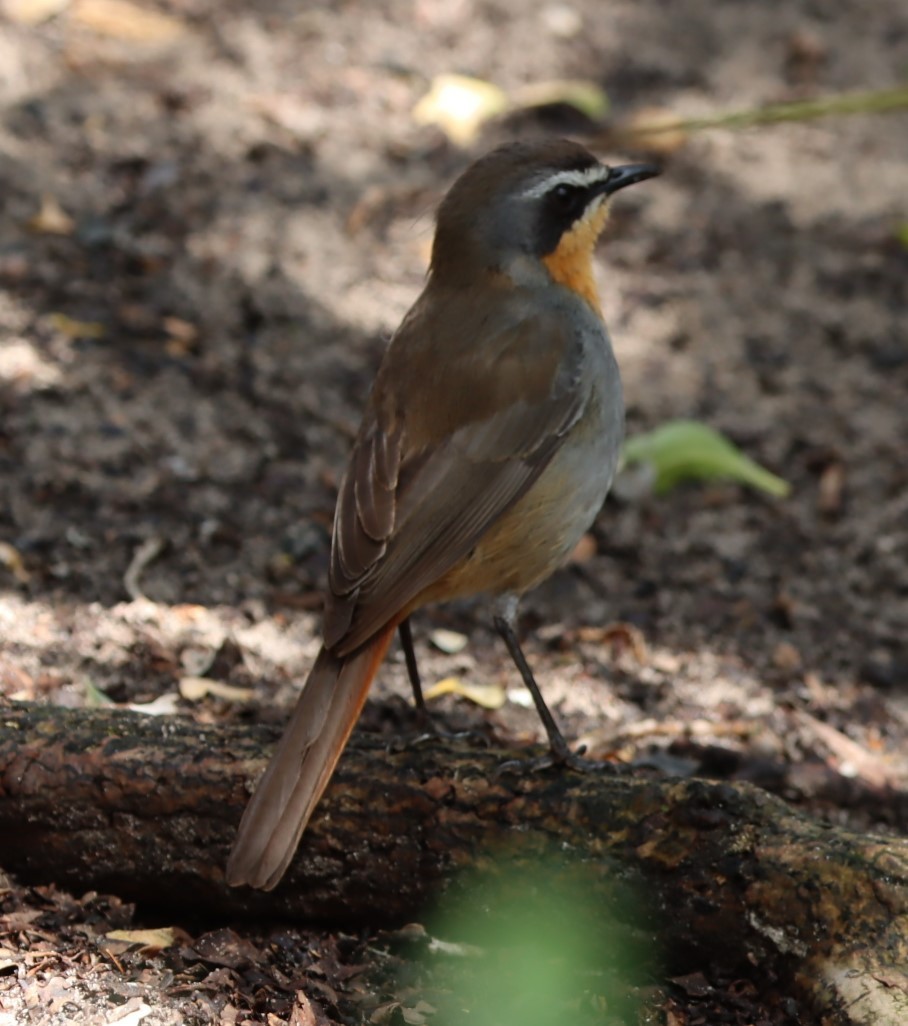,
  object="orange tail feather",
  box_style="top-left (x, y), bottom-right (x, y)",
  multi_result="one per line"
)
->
top-left (227, 624), bottom-right (397, 890)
